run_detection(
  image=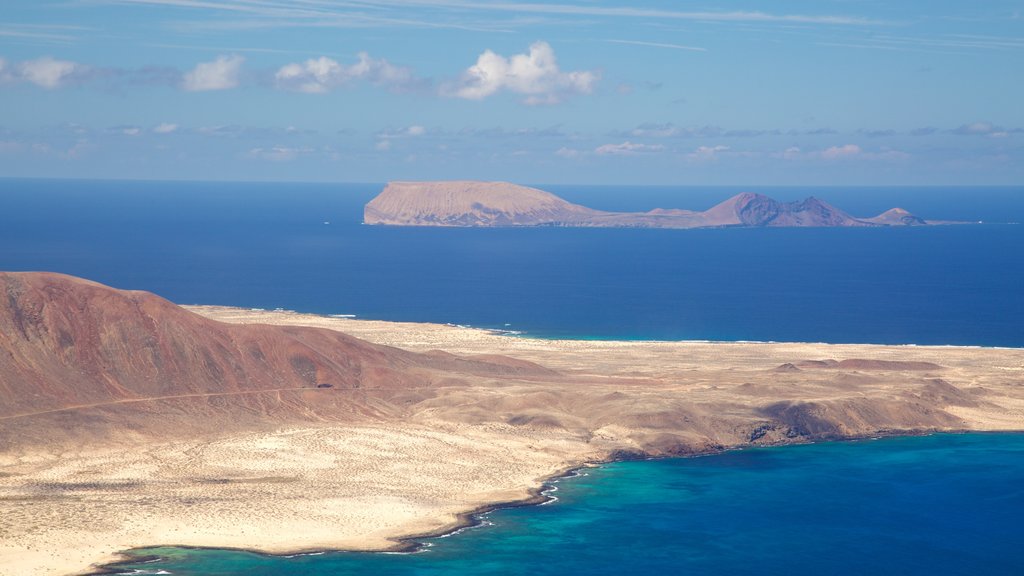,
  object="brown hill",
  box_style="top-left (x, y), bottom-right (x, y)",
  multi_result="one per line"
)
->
top-left (0, 271), bottom-right (985, 454)
top-left (364, 181), bottom-right (935, 229)
top-left (0, 272), bottom-right (554, 446)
